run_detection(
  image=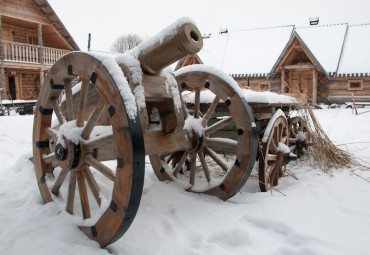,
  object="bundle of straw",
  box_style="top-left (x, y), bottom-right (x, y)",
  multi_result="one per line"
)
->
top-left (292, 95), bottom-right (367, 175)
